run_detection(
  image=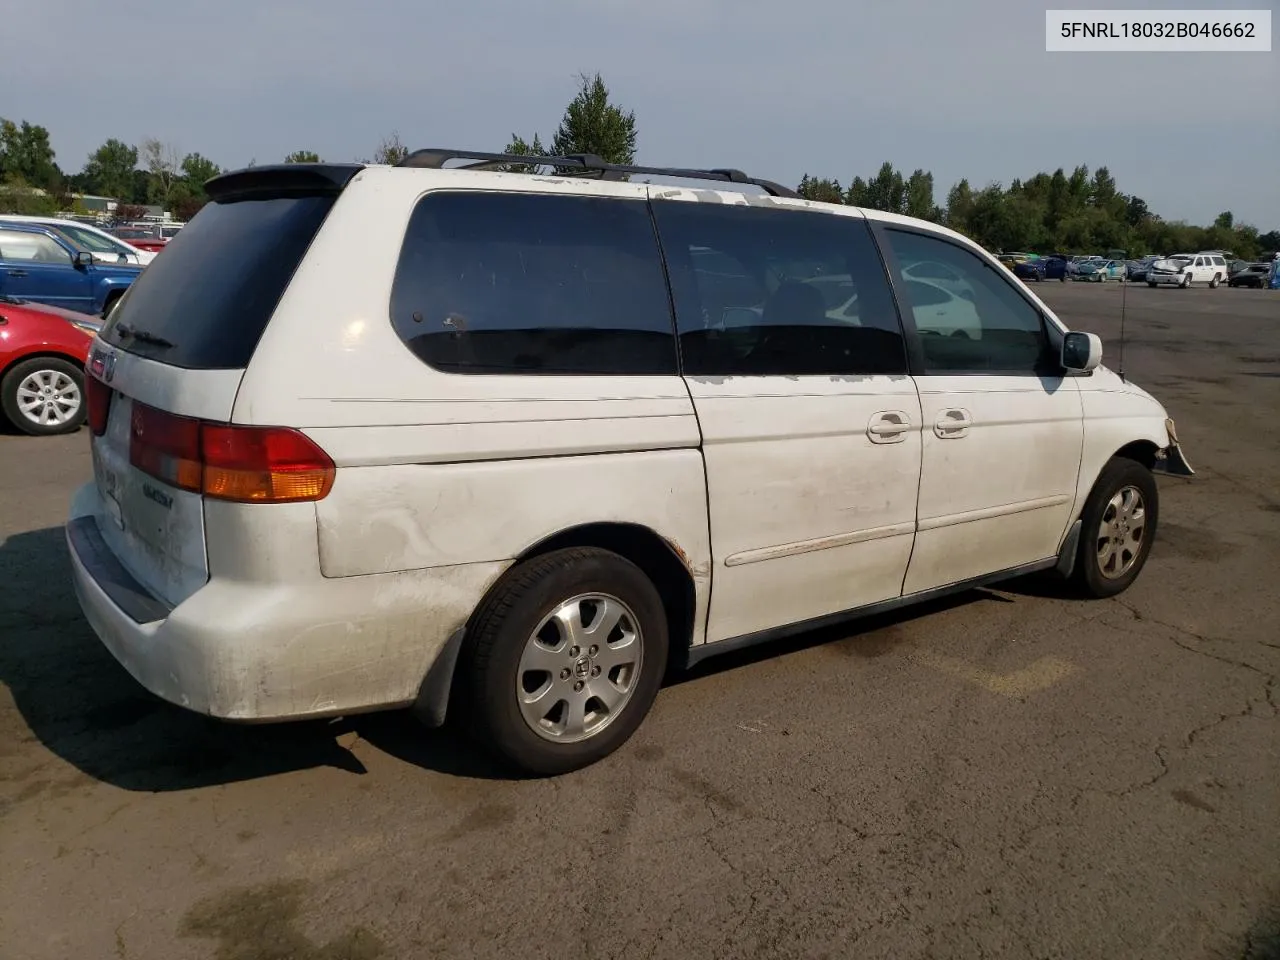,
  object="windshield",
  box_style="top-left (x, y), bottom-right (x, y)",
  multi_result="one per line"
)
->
top-left (54, 224), bottom-right (131, 257)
